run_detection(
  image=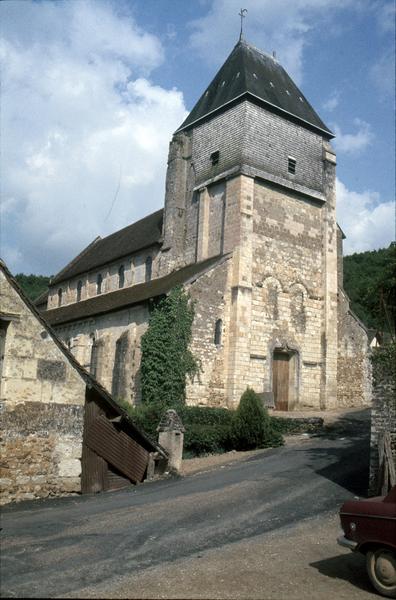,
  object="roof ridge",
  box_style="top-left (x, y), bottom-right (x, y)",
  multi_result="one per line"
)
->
top-left (97, 208), bottom-right (163, 244)
top-left (50, 208), bottom-right (164, 286)
top-left (239, 39), bottom-right (248, 94)
top-left (51, 236), bottom-right (101, 285)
